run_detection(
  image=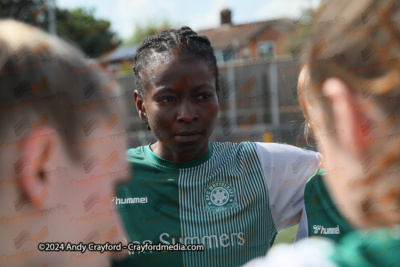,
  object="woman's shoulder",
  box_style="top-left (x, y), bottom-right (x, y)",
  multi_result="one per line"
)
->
top-left (126, 145), bottom-right (146, 162)
top-left (211, 141), bottom-right (259, 156)
top-left (254, 141), bottom-right (317, 153)
top-left (212, 141), bottom-right (321, 160)
top-left (245, 141), bottom-right (321, 160)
